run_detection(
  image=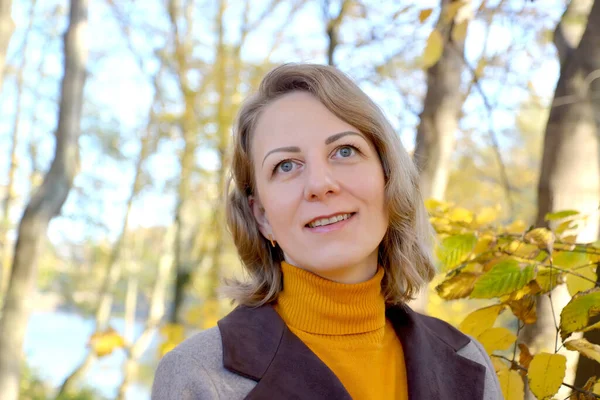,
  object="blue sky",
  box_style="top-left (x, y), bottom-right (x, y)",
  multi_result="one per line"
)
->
top-left (1, 0), bottom-right (565, 245)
